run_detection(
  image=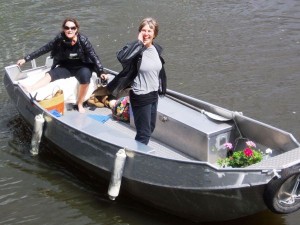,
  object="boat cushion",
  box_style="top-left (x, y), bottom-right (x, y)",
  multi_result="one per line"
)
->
top-left (18, 70), bottom-right (98, 104)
